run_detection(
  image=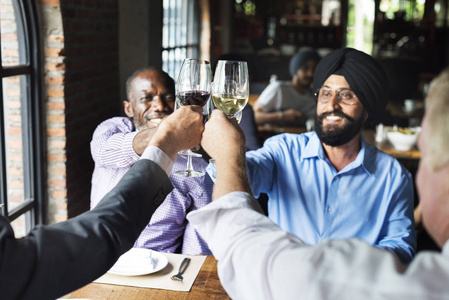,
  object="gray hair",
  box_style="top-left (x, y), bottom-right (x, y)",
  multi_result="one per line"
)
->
top-left (424, 67), bottom-right (449, 171)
